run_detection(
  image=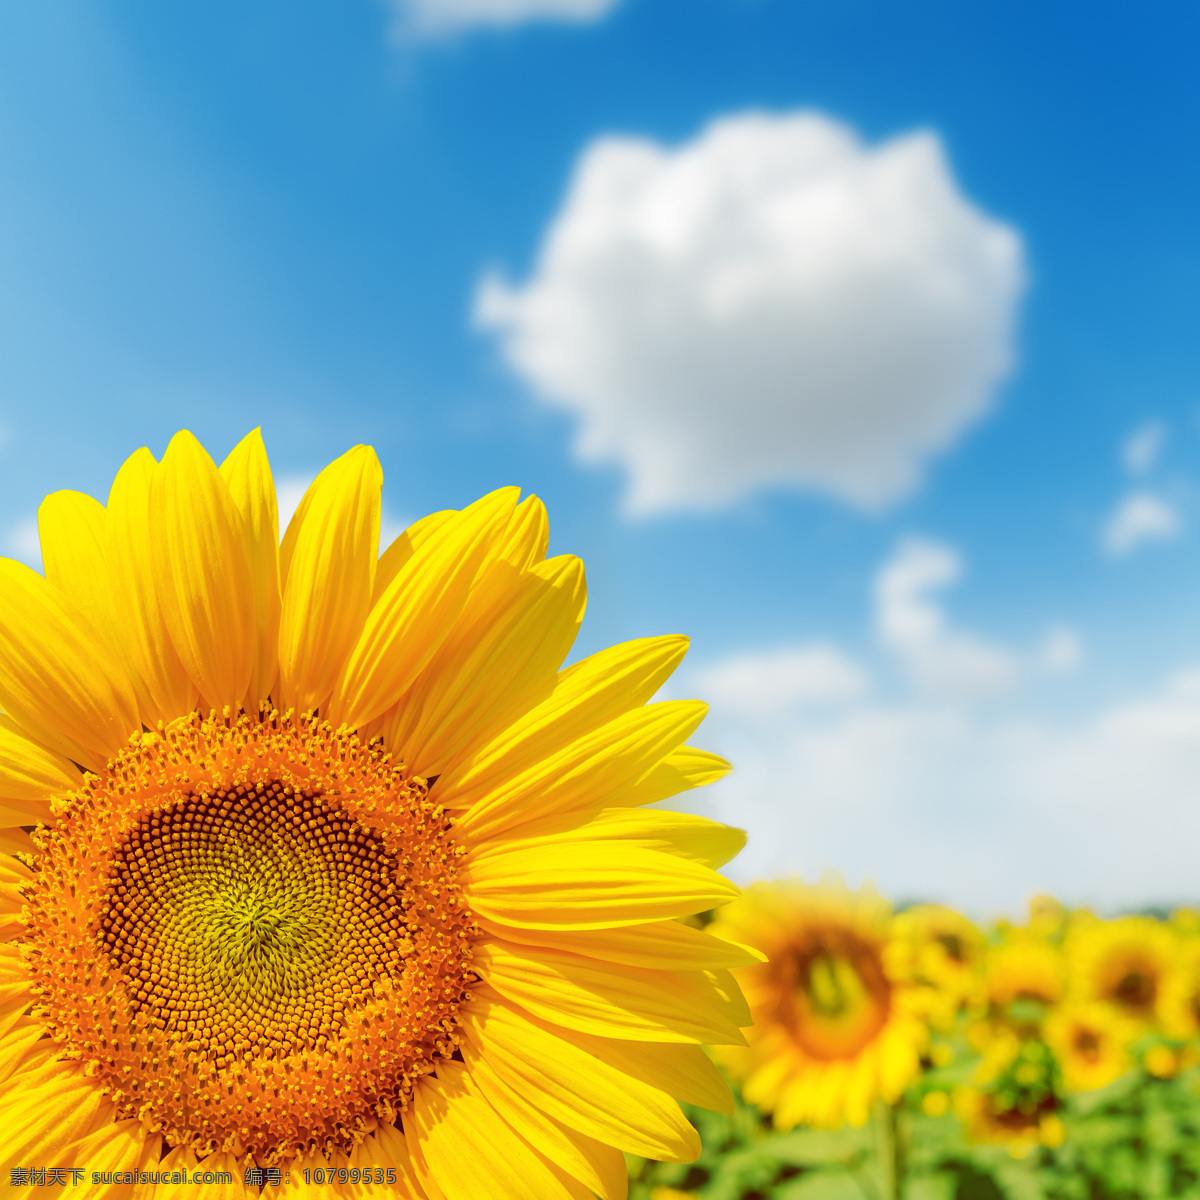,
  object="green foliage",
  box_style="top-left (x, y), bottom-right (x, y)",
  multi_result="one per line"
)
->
top-left (628, 1064), bottom-right (1200, 1200)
